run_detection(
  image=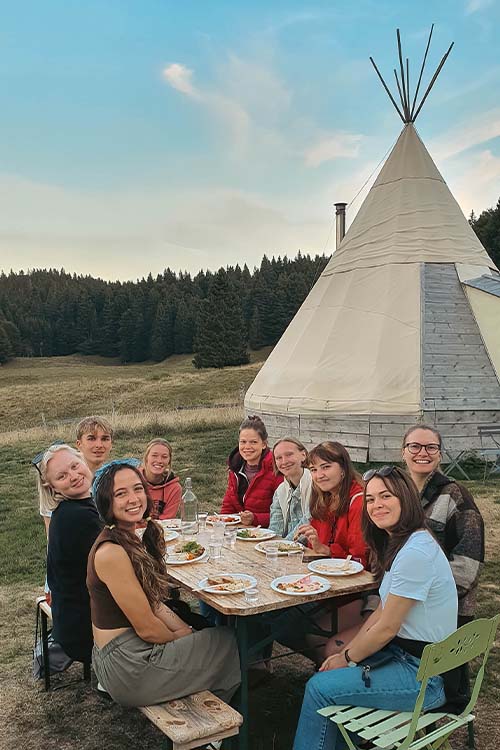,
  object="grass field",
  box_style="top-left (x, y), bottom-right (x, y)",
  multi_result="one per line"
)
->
top-left (1, 353), bottom-right (499, 750)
